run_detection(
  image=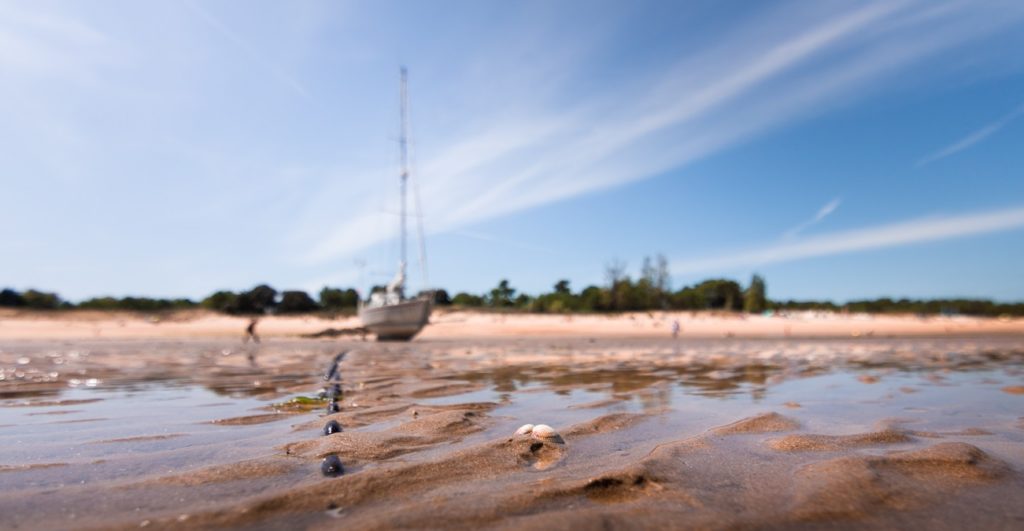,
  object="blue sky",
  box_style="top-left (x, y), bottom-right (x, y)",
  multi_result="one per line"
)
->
top-left (2, 0), bottom-right (1024, 302)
